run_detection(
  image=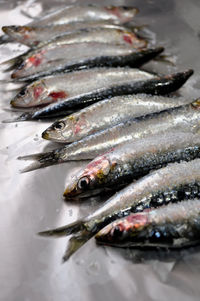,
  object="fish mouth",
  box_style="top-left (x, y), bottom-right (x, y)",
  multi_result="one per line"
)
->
top-left (42, 131), bottom-right (50, 140)
top-left (63, 185), bottom-right (79, 199)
